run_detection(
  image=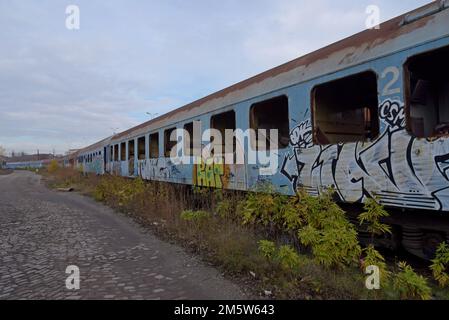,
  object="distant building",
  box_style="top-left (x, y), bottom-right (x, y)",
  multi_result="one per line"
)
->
top-left (7, 153), bottom-right (55, 163)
